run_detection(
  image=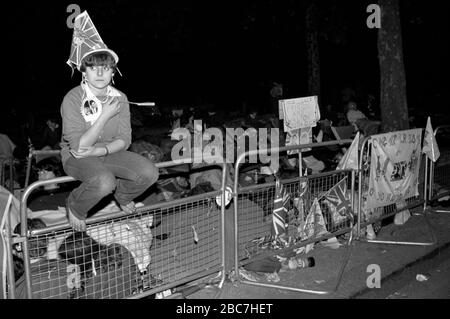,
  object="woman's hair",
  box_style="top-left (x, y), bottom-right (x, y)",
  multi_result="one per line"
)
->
top-left (80, 52), bottom-right (117, 73)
